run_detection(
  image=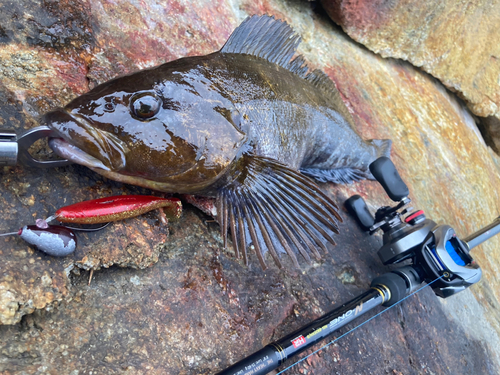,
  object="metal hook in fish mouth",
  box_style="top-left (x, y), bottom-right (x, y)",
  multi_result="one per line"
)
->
top-left (16, 125), bottom-right (72, 168)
